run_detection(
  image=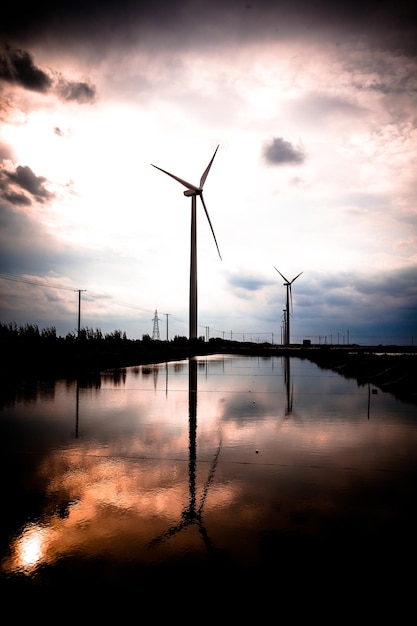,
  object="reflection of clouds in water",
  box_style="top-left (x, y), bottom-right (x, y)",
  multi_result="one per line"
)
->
top-left (2, 355), bottom-right (416, 579)
top-left (2, 440), bottom-right (238, 575)
top-left (220, 393), bottom-right (270, 423)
